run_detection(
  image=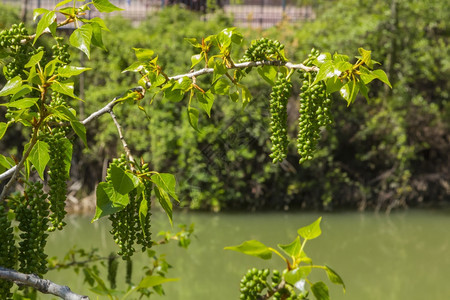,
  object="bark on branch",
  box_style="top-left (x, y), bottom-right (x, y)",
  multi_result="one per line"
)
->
top-left (0, 267), bottom-right (89, 300)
